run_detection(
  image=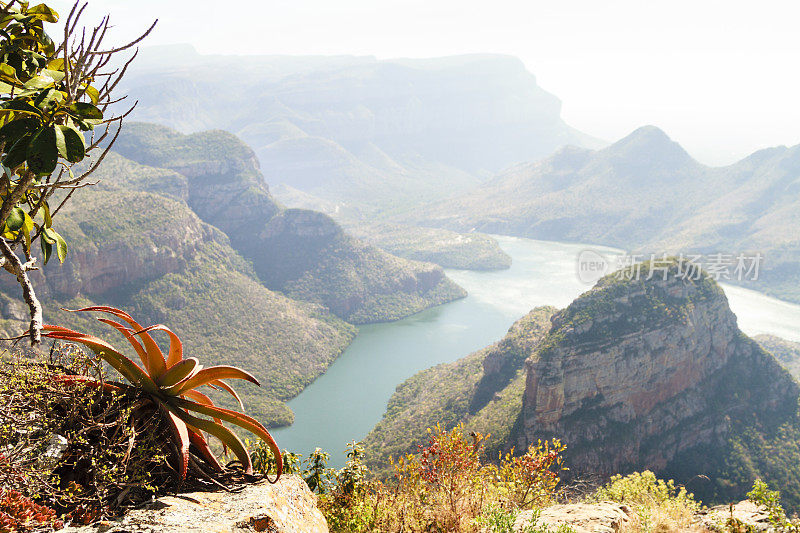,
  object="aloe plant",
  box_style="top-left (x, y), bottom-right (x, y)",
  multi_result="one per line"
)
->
top-left (41, 306), bottom-right (282, 482)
